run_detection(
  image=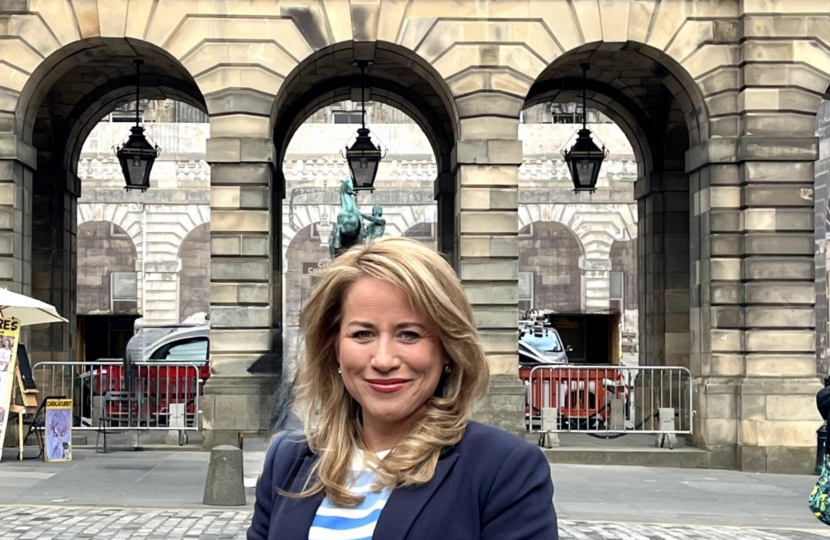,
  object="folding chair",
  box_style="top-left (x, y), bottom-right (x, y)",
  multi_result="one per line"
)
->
top-left (96, 390), bottom-right (133, 453)
top-left (13, 396), bottom-right (57, 460)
